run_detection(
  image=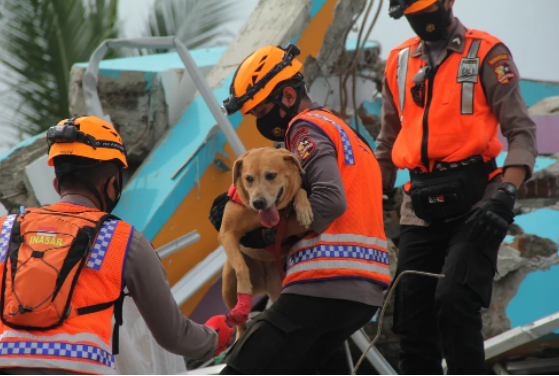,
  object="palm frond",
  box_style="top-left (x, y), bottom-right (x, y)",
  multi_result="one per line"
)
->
top-left (0, 0), bottom-right (120, 136)
top-left (146, 0), bottom-right (239, 54)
